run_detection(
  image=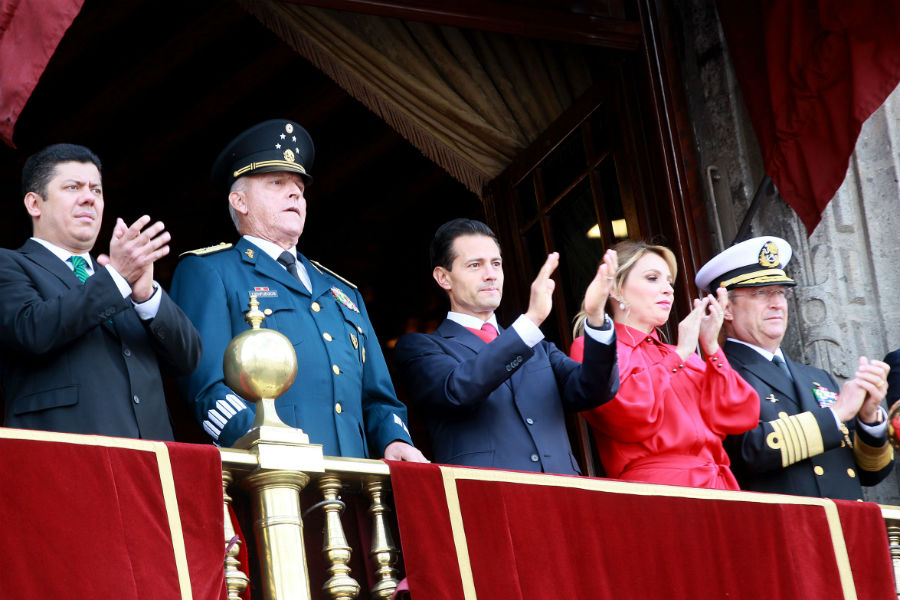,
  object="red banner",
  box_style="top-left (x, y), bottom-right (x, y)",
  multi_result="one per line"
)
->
top-left (718, 0), bottom-right (900, 234)
top-left (390, 461), bottom-right (895, 600)
top-left (0, 0), bottom-right (85, 146)
top-left (0, 428), bottom-right (226, 600)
